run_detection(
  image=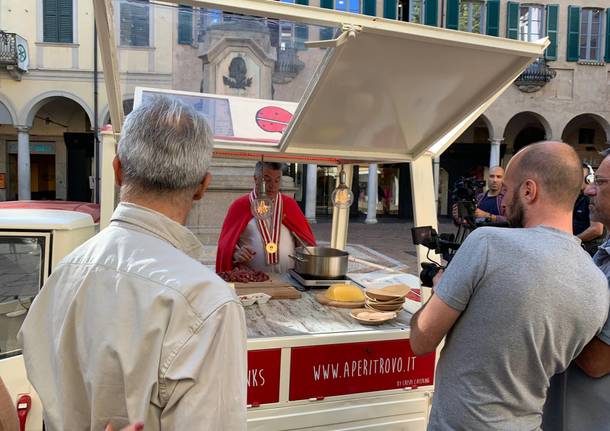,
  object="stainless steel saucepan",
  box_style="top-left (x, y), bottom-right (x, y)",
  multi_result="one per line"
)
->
top-left (289, 246), bottom-right (349, 279)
